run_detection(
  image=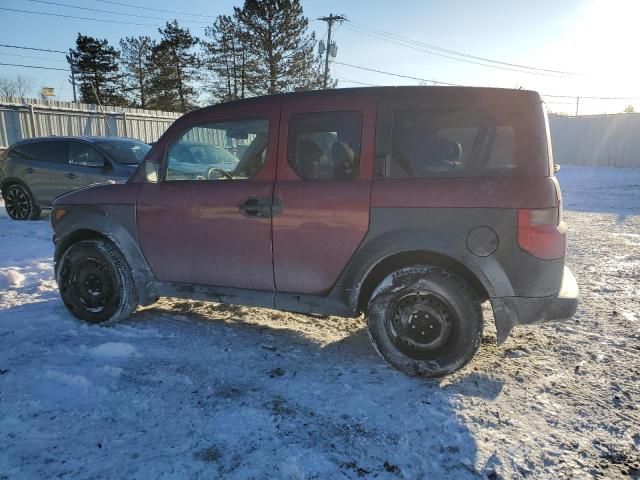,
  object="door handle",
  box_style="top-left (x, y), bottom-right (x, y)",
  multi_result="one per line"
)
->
top-left (66, 173), bottom-right (77, 179)
top-left (239, 197), bottom-right (272, 218)
top-left (25, 167), bottom-right (34, 174)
